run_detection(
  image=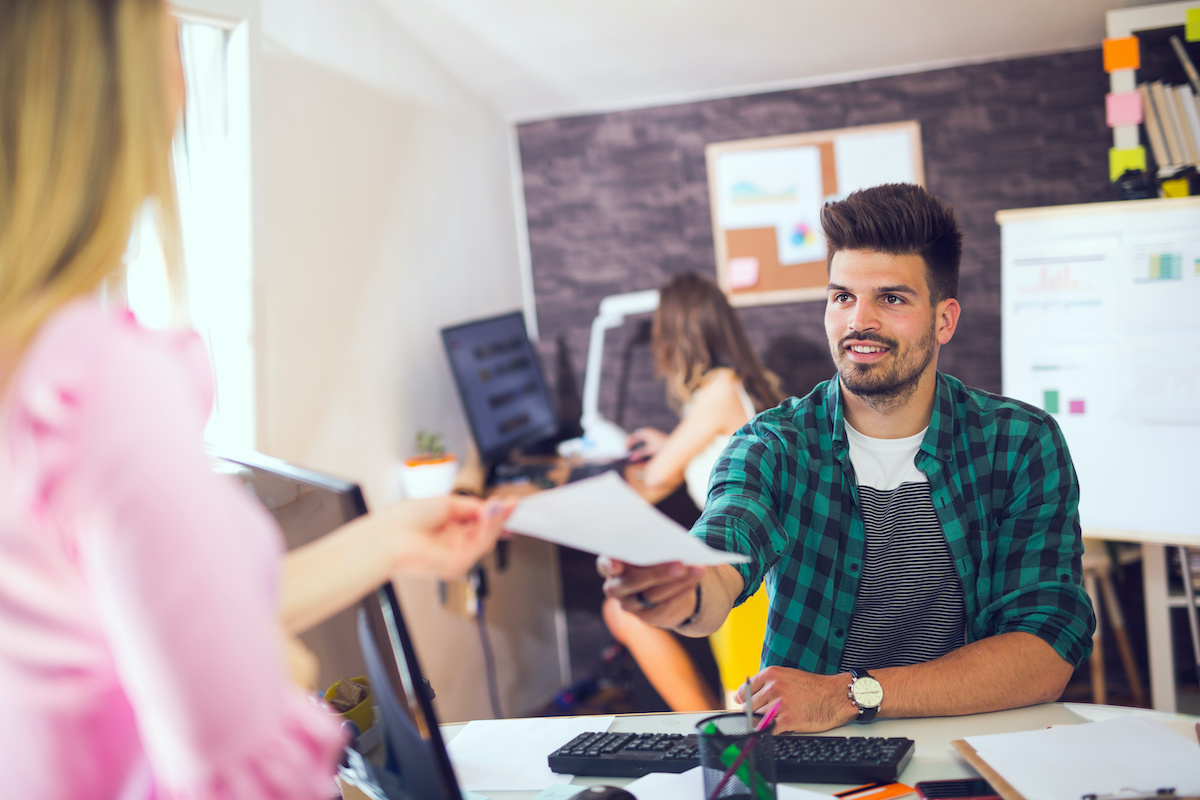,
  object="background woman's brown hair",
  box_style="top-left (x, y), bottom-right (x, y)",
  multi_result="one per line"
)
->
top-left (652, 272), bottom-right (785, 413)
